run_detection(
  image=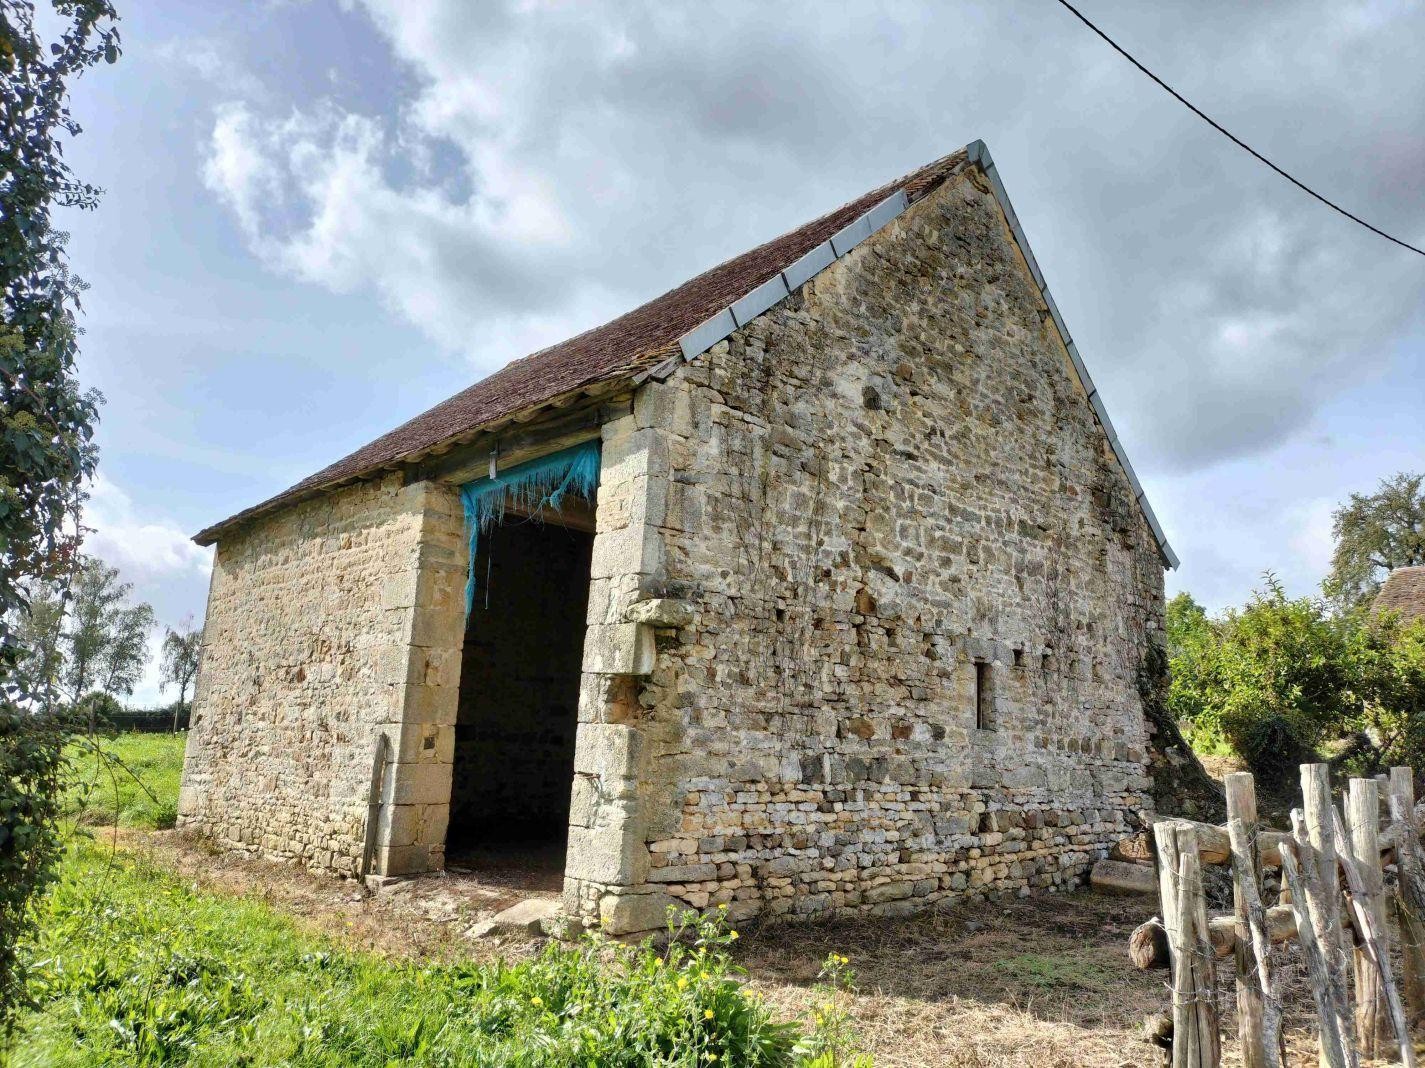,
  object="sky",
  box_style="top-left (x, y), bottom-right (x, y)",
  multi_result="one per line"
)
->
top-left (54, 0), bottom-right (1424, 705)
